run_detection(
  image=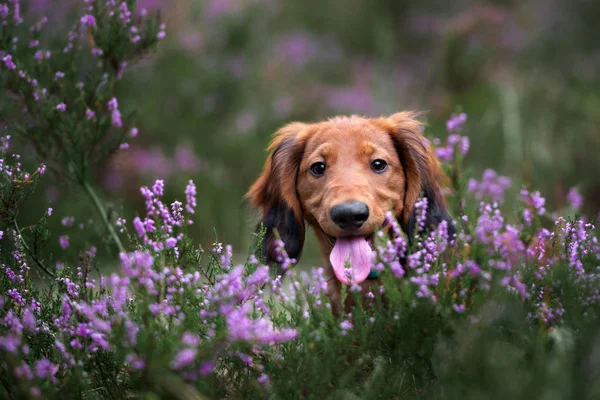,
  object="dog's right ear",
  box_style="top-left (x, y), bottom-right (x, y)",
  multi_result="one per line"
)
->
top-left (246, 122), bottom-right (308, 265)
